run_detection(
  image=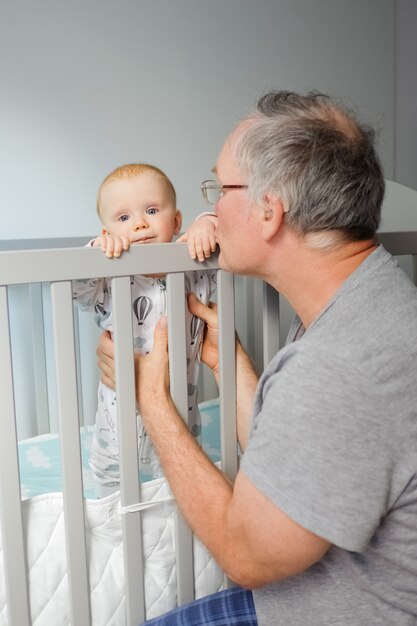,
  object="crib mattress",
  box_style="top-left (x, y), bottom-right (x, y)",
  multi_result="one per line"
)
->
top-left (0, 399), bottom-right (224, 625)
top-left (18, 398), bottom-right (221, 499)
